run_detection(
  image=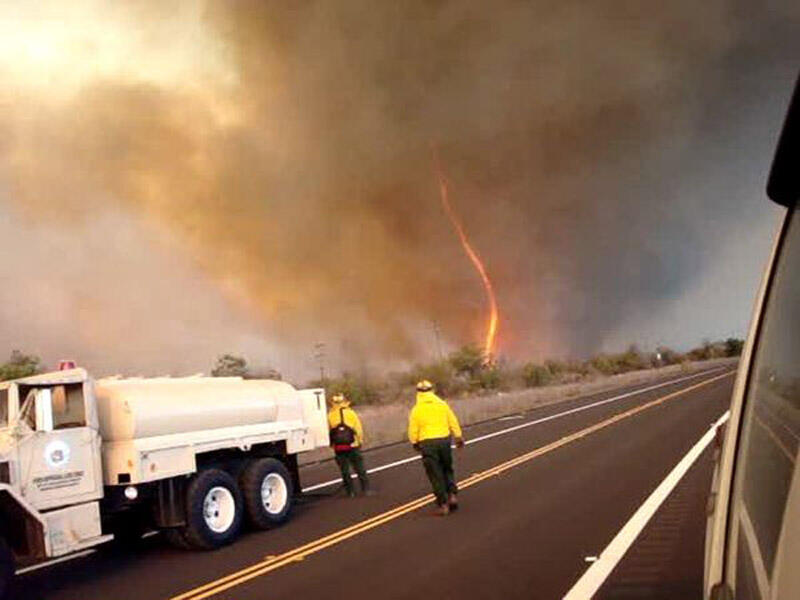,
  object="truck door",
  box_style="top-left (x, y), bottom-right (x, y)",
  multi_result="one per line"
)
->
top-left (15, 384), bottom-right (103, 511)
